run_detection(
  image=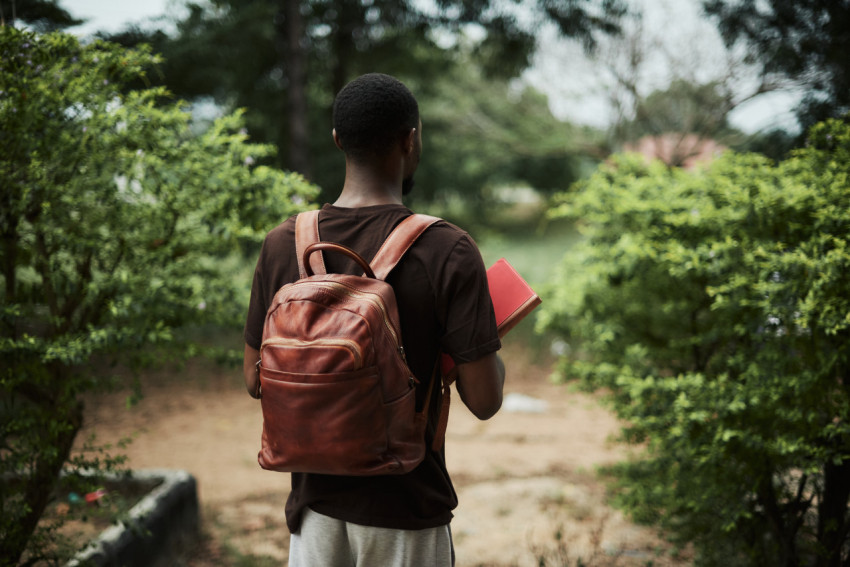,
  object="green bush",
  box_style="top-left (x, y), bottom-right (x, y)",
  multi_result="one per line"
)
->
top-left (539, 118), bottom-right (850, 566)
top-left (0, 28), bottom-right (316, 565)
